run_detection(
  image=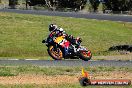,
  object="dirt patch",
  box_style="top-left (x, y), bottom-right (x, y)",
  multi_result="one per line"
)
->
top-left (0, 71), bottom-right (132, 85)
top-left (91, 71), bottom-right (132, 80)
top-left (0, 75), bottom-right (78, 85)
